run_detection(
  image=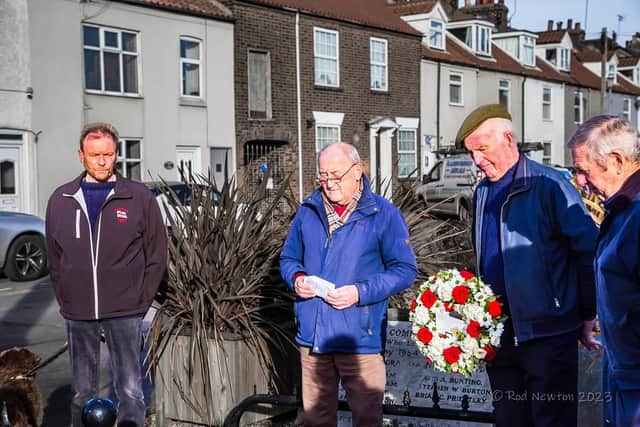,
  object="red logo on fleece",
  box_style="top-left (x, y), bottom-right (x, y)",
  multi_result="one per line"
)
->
top-left (115, 208), bottom-right (128, 223)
